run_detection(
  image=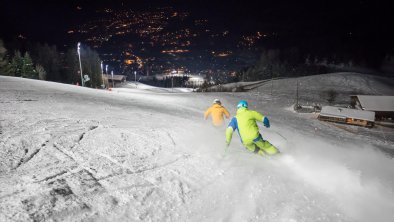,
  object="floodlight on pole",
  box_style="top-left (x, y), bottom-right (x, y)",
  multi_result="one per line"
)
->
top-left (111, 70), bottom-right (114, 88)
top-left (100, 61), bottom-right (105, 88)
top-left (134, 71), bottom-right (137, 88)
top-left (105, 65), bottom-right (109, 88)
top-left (77, 42), bottom-right (84, 87)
